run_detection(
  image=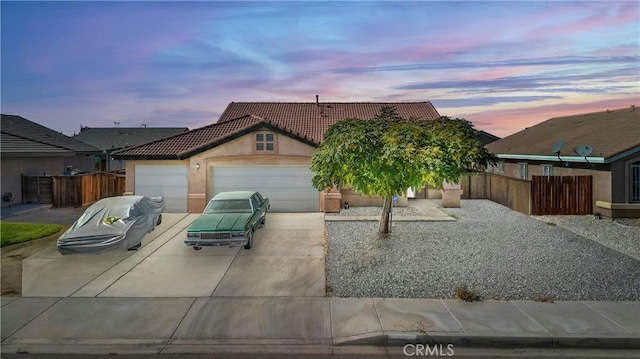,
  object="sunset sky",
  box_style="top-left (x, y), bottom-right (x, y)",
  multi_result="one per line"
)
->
top-left (2, 1), bottom-right (638, 138)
